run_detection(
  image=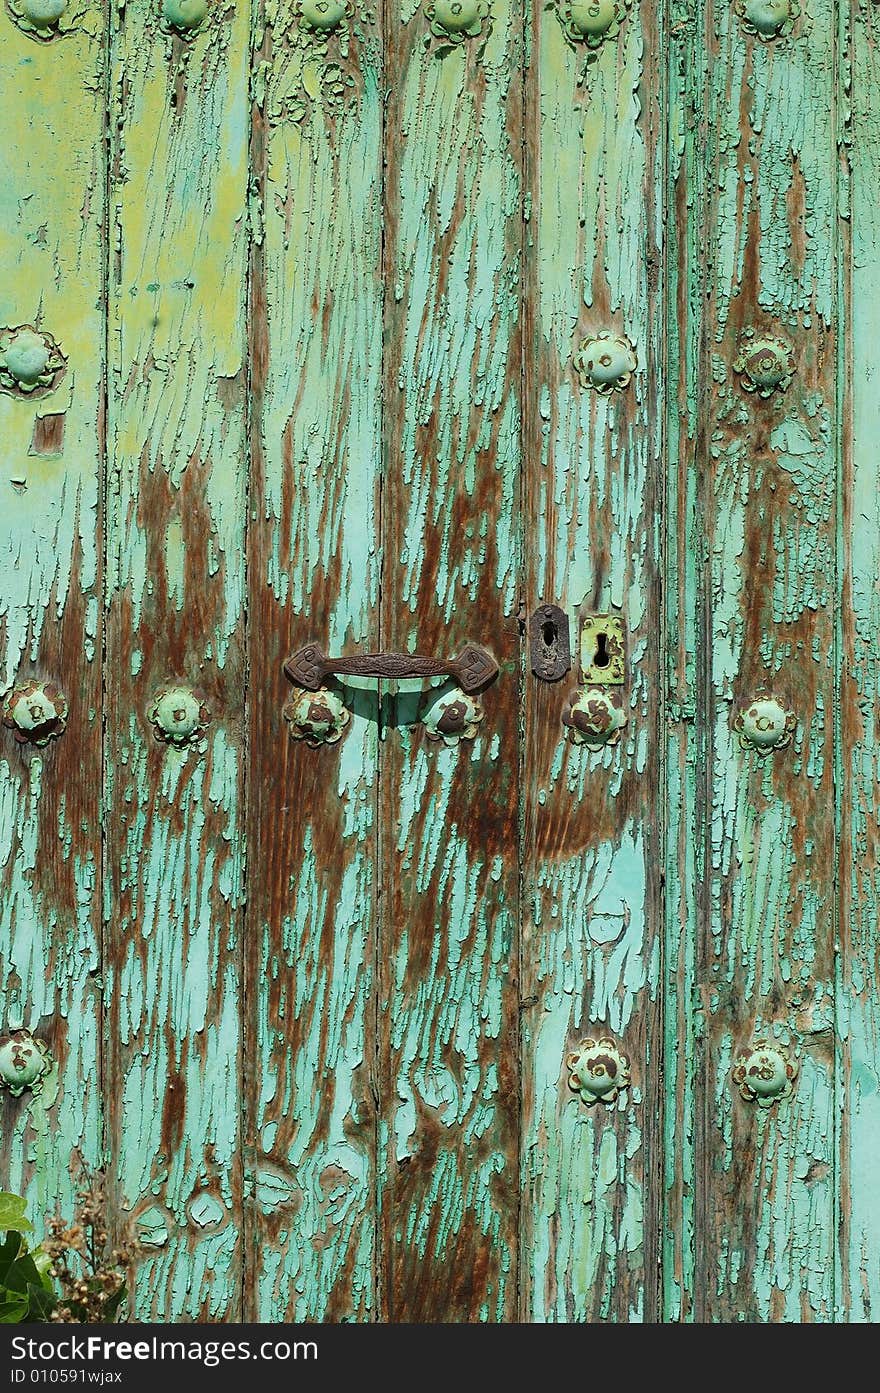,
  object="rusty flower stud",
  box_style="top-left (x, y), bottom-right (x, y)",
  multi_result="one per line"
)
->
top-left (0, 1029), bottom-right (51, 1098)
top-left (422, 686), bottom-right (484, 747)
top-left (732, 1040), bottom-right (798, 1107)
top-left (567, 1036), bottom-right (630, 1107)
top-left (0, 327), bottom-right (66, 397)
top-left (425, 0), bottom-right (489, 42)
top-left (733, 329), bottom-right (795, 399)
top-left (284, 685), bottom-right (350, 748)
top-left (149, 684), bottom-right (210, 748)
top-left (733, 694), bottom-right (796, 757)
top-left (562, 687), bottom-right (626, 751)
top-left (3, 681), bottom-right (67, 747)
